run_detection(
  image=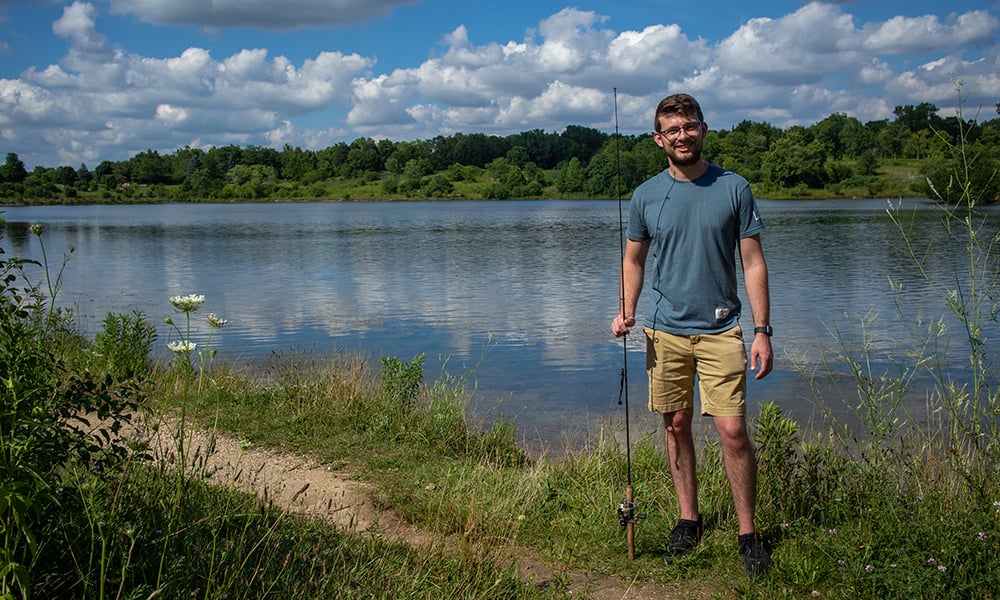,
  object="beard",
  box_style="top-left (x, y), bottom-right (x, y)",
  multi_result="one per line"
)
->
top-left (668, 147), bottom-right (702, 167)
